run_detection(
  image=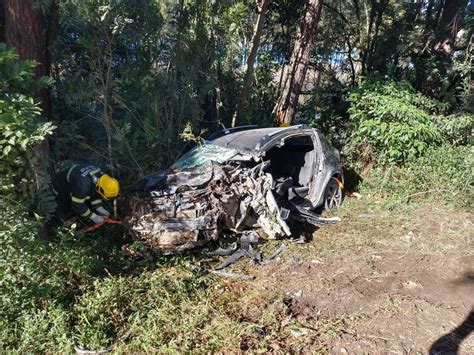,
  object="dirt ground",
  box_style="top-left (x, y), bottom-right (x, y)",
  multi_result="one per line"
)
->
top-left (219, 199), bottom-right (474, 353)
